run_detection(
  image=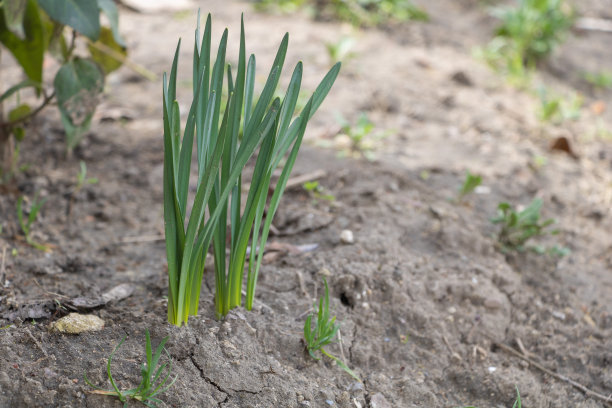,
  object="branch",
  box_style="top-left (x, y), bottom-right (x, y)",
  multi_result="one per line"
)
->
top-left (0, 91), bottom-right (56, 129)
